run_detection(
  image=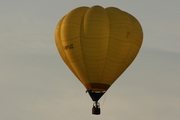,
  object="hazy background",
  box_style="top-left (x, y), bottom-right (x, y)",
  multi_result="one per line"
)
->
top-left (1, 0), bottom-right (180, 120)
